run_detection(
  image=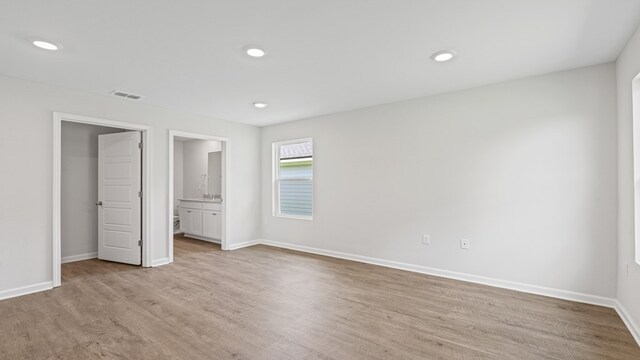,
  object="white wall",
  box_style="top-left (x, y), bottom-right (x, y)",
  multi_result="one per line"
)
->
top-left (61, 122), bottom-right (126, 260)
top-left (0, 74), bottom-right (261, 294)
top-left (173, 141), bottom-right (184, 215)
top-left (617, 25), bottom-right (640, 330)
top-left (261, 63), bottom-right (618, 298)
top-left (182, 140), bottom-right (221, 198)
